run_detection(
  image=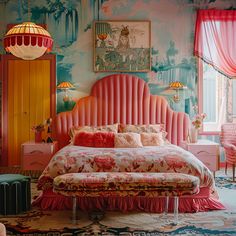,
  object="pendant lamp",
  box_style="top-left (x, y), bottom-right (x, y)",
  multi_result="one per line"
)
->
top-left (4, 22), bottom-right (53, 60)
